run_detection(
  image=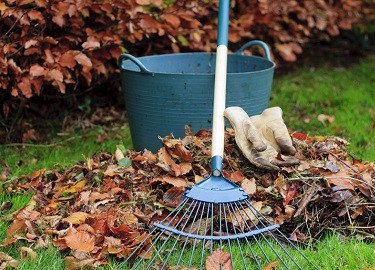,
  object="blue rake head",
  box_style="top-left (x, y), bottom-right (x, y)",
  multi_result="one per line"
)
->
top-left (184, 155), bottom-right (248, 203)
top-left (118, 156), bottom-right (319, 269)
